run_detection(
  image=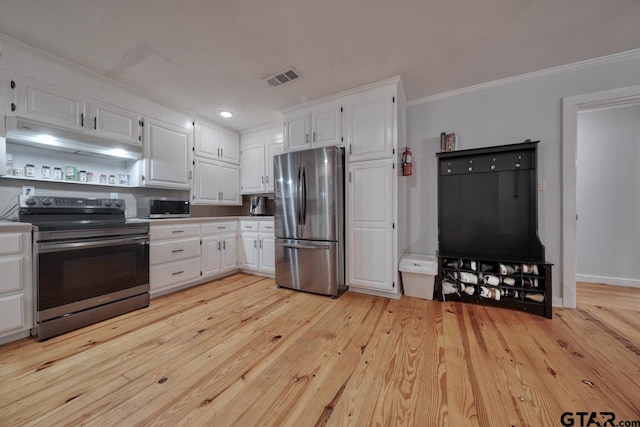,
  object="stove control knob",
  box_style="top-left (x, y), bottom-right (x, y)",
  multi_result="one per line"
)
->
top-left (42, 198), bottom-right (53, 206)
top-left (104, 200), bottom-right (112, 207)
top-left (115, 200), bottom-right (123, 207)
top-left (25, 197), bottom-right (37, 206)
